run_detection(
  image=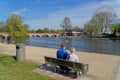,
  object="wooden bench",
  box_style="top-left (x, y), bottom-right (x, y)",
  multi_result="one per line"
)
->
top-left (44, 56), bottom-right (89, 78)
